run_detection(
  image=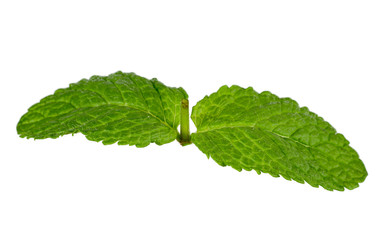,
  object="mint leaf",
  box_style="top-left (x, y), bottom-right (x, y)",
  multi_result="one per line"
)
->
top-left (191, 85), bottom-right (367, 191)
top-left (17, 71), bottom-right (368, 191)
top-left (17, 71), bottom-right (188, 147)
